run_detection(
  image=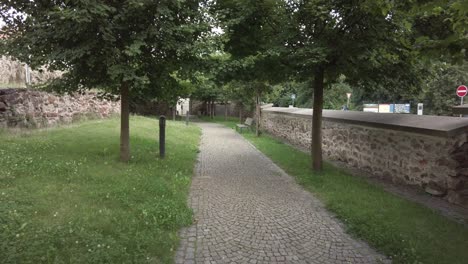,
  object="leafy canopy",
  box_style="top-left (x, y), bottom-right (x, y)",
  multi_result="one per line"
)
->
top-left (0, 0), bottom-right (208, 98)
